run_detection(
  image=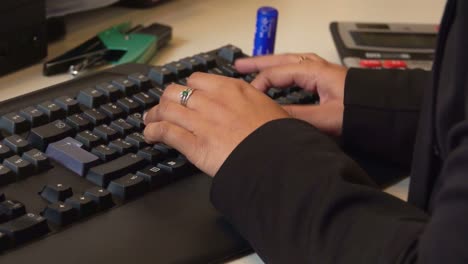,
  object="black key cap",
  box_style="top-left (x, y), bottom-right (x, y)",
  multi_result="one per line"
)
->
top-left (84, 187), bottom-right (114, 209)
top-left (77, 88), bottom-right (107, 108)
top-left (194, 53), bottom-right (217, 68)
top-left (137, 147), bottom-right (164, 163)
top-left (54, 96), bottom-right (80, 115)
top-left (136, 165), bottom-right (169, 188)
top-left (75, 130), bottom-right (104, 150)
top-left (286, 91), bottom-right (315, 104)
top-left (3, 135), bottom-right (31, 154)
top-left (96, 82), bottom-right (125, 102)
top-left (110, 119), bottom-right (135, 136)
top-left (0, 165), bottom-right (14, 186)
top-left (128, 73), bottom-right (153, 90)
top-left (0, 194), bottom-right (4, 202)
top-left (47, 137), bottom-right (100, 176)
top-left (82, 109), bottom-right (110, 126)
top-left (19, 107), bottom-right (48, 127)
top-left (65, 195), bottom-right (97, 218)
top-left (100, 103), bottom-right (126, 120)
top-left (3, 155), bottom-right (34, 179)
top-left (0, 213), bottom-right (49, 245)
top-left (125, 132), bottom-right (148, 149)
top-left (267, 88), bottom-right (285, 99)
top-left (0, 200), bottom-right (26, 223)
top-left (208, 67), bottom-right (224, 76)
top-left (126, 112), bottom-right (145, 130)
top-left (93, 125), bottom-right (119, 142)
top-left (219, 64), bottom-right (240, 77)
top-left (0, 112), bottom-right (29, 134)
top-left (39, 183), bottom-right (73, 203)
top-left (109, 139), bottom-right (135, 154)
top-left (148, 87), bottom-right (164, 103)
top-left (148, 66), bottom-right (176, 85)
top-left (66, 114), bottom-right (92, 132)
top-left (91, 144), bottom-right (119, 162)
top-left (218, 45), bottom-right (243, 63)
top-left (22, 149), bottom-right (51, 172)
top-left (153, 143), bottom-right (178, 157)
top-left (132, 92), bottom-right (157, 109)
top-left (107, 174), bottom-right (147, 200)
top-left (42, 202), bottom-right (76, 226)
top-left (37, 101), bottom-right (66, 121)
top-left (243, 73), bottom-right (257, 83)
top-left (0, 143), bottom-right (13, 162)
top-left (86, 153), bottom-right (147, 187)
top-left (177, 77), bottom-right (188, 86)
top-left (181, 57), bottom-right (206, 72)
top-left (157, 158), bottom-right (191, 179)
top-left (166, 61), bottom-right (191, 78)
top-left (117, 97), bottom-right (141, 114)
top-left (28, 120), bottom-right (74, 151)
top-left (112, 78), bottom-right (140, 96)
top-left (0, 232), bottom-right (8, 251)
top-left (275, 97), bottom-right (294, 105)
